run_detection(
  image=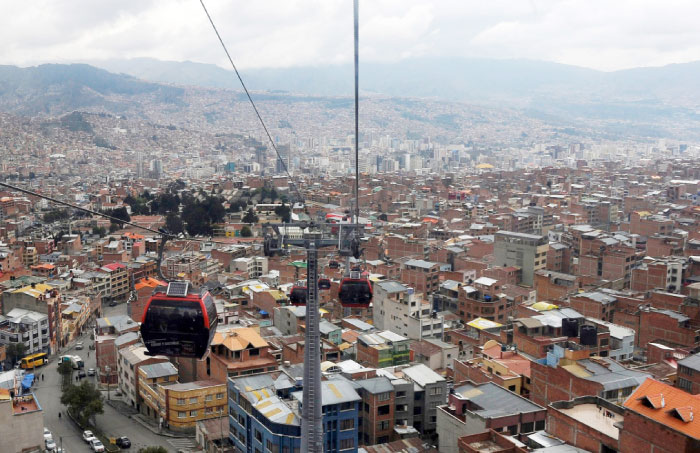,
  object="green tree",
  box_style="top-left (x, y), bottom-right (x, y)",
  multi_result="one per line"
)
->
top-left (165, 213), bottom-right (184, 235)
top-left (274, 203), bottom-right (291, 223)
top-left (92, 226), bottom-right (106, 237)
top-left (60, 380), bottom-right (104, 428)
top-left (242, 208), bottom-right (258, 224)
top-left (182, 204), bottom-right (212, 236)
top-left (43, 209), bottom-right (69, 223)
top-left (109, 223), bottom-right (120, 233)
top-left (138, 447), bottom-right (168, 453)
top-left (240, 226), bottom-right (252, 237)
top-left (6, 342), bottom-right (27, 364)
top-left (58, 361), bottom-right (73, 390)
